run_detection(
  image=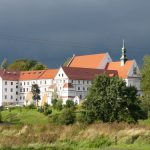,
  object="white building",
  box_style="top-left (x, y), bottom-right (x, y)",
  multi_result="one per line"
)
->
top-left (0, 43), bottom-right (141, 106)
